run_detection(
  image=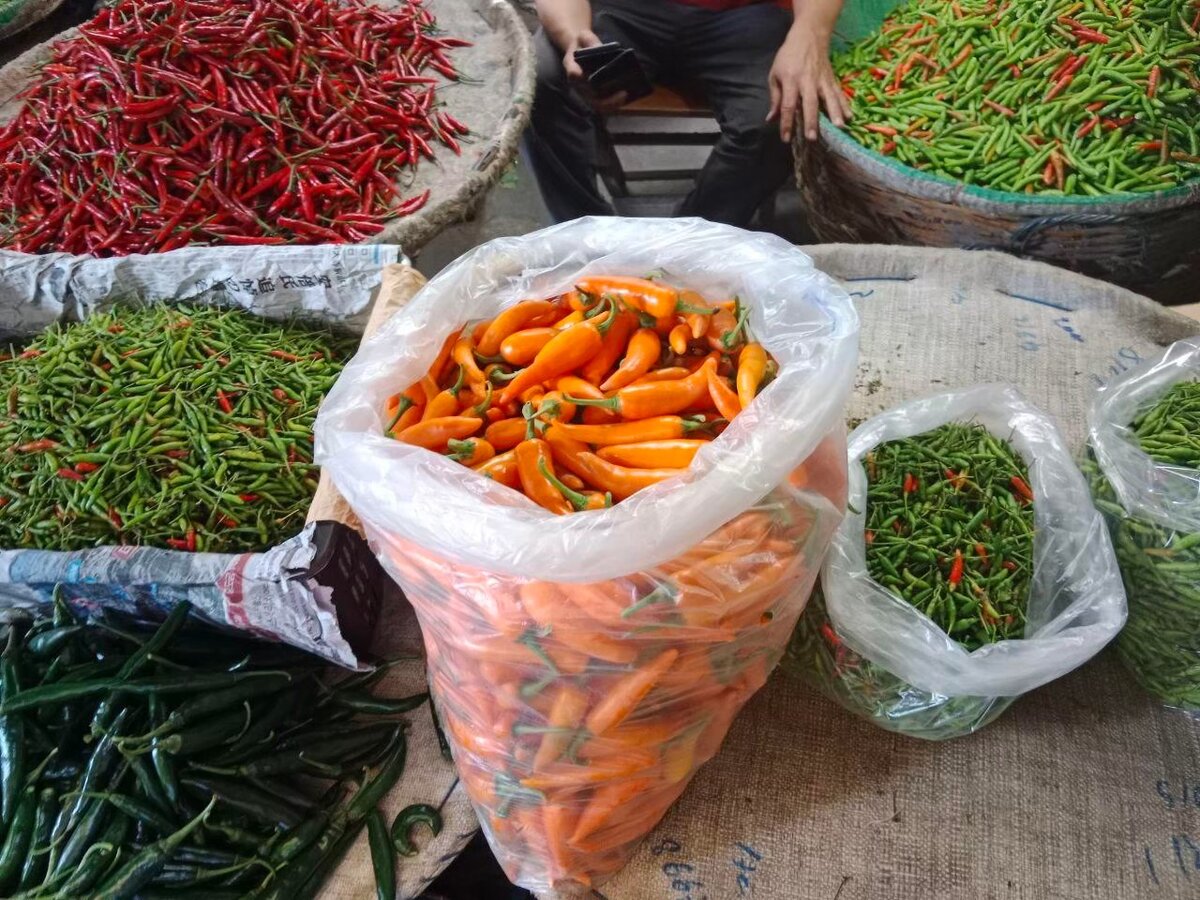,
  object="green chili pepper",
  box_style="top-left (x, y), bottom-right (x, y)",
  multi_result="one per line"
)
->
top-left (391, 803), bottom-right (443, 857)
top-left (367, 807), bottom-right (396, 900)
